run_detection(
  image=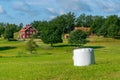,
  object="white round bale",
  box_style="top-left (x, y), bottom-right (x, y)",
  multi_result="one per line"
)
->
top-left (73, 48), bottom-right (95, 66)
